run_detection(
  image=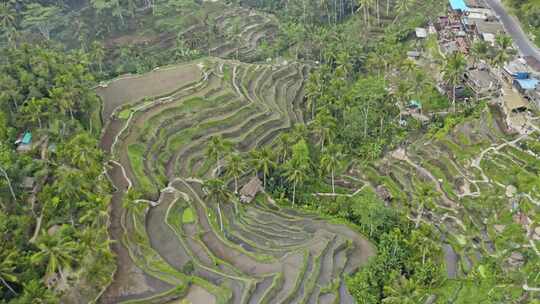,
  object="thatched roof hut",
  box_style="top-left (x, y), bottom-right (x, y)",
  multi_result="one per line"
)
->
top-left (240, 176), bottom-right (263, 203)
